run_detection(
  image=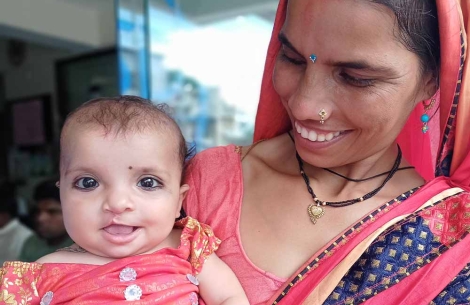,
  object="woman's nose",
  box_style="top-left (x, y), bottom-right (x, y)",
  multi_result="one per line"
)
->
top-left (289, 69), bottom-right (332, 123)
